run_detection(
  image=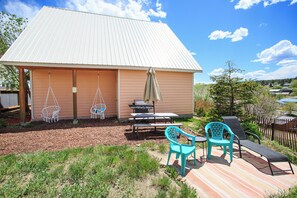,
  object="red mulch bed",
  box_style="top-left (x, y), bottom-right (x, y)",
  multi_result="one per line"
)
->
top-left (0, 118), bottom-right (169, 156)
